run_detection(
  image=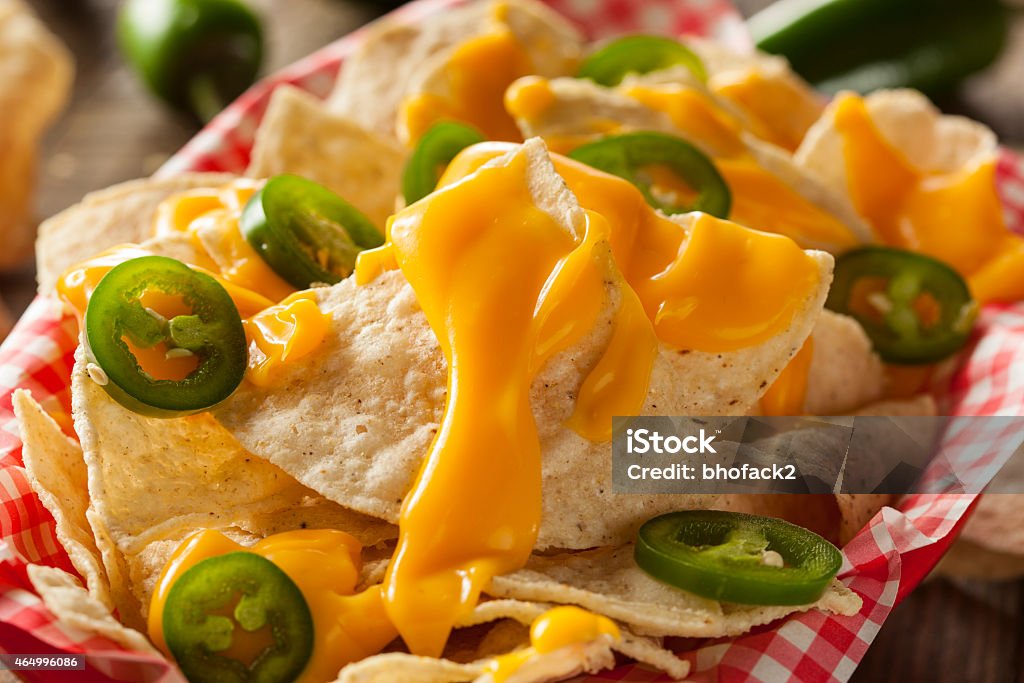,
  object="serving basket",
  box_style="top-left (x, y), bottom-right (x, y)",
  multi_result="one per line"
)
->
top-left (3, 0), bottom-right (1024, 680)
